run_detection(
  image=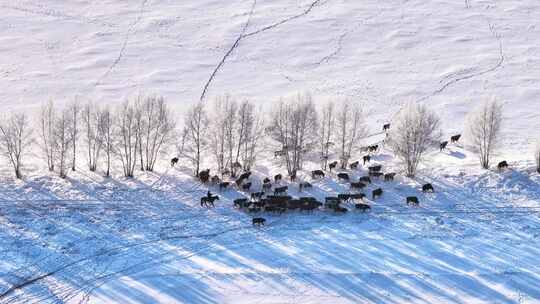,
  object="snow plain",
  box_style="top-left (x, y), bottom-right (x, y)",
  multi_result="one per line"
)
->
top-left (1, 0), bottom-right (540, 303)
